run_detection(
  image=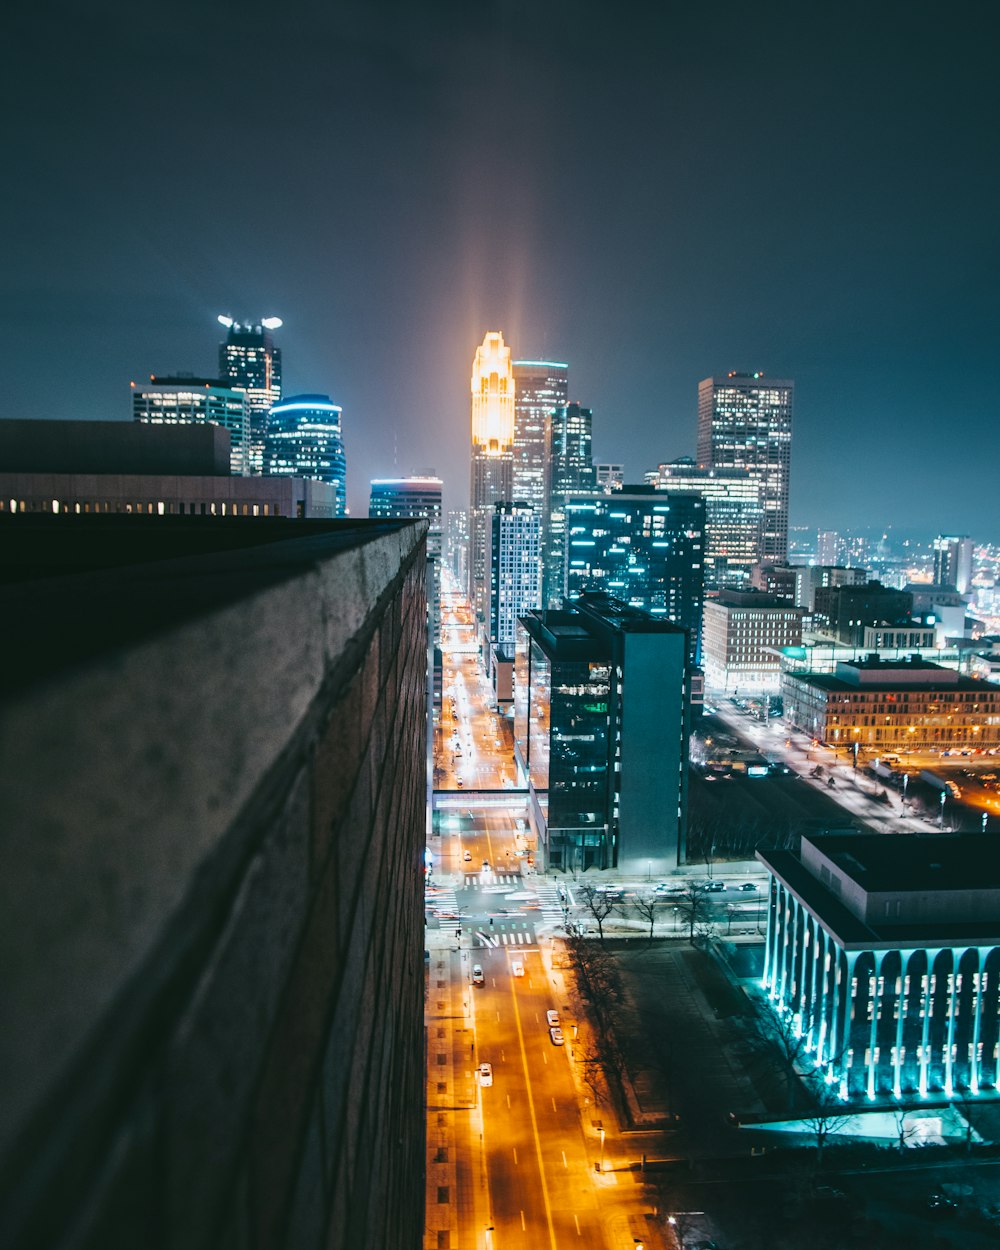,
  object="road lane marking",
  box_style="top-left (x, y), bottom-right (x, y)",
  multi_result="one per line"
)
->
top-left (521, 1210), bottom-right (526, 1230)
top-left (508, 955), bottom-right (559, 1250)
top-left (561, 1150), bottom-right (567, 1168)
top-left (507, 1094), bottom-right (511, 1109)
top-left (552, 1098), bottom-right (557, 1113)
top-left (574, 1214), bottom-right (581, 1235)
